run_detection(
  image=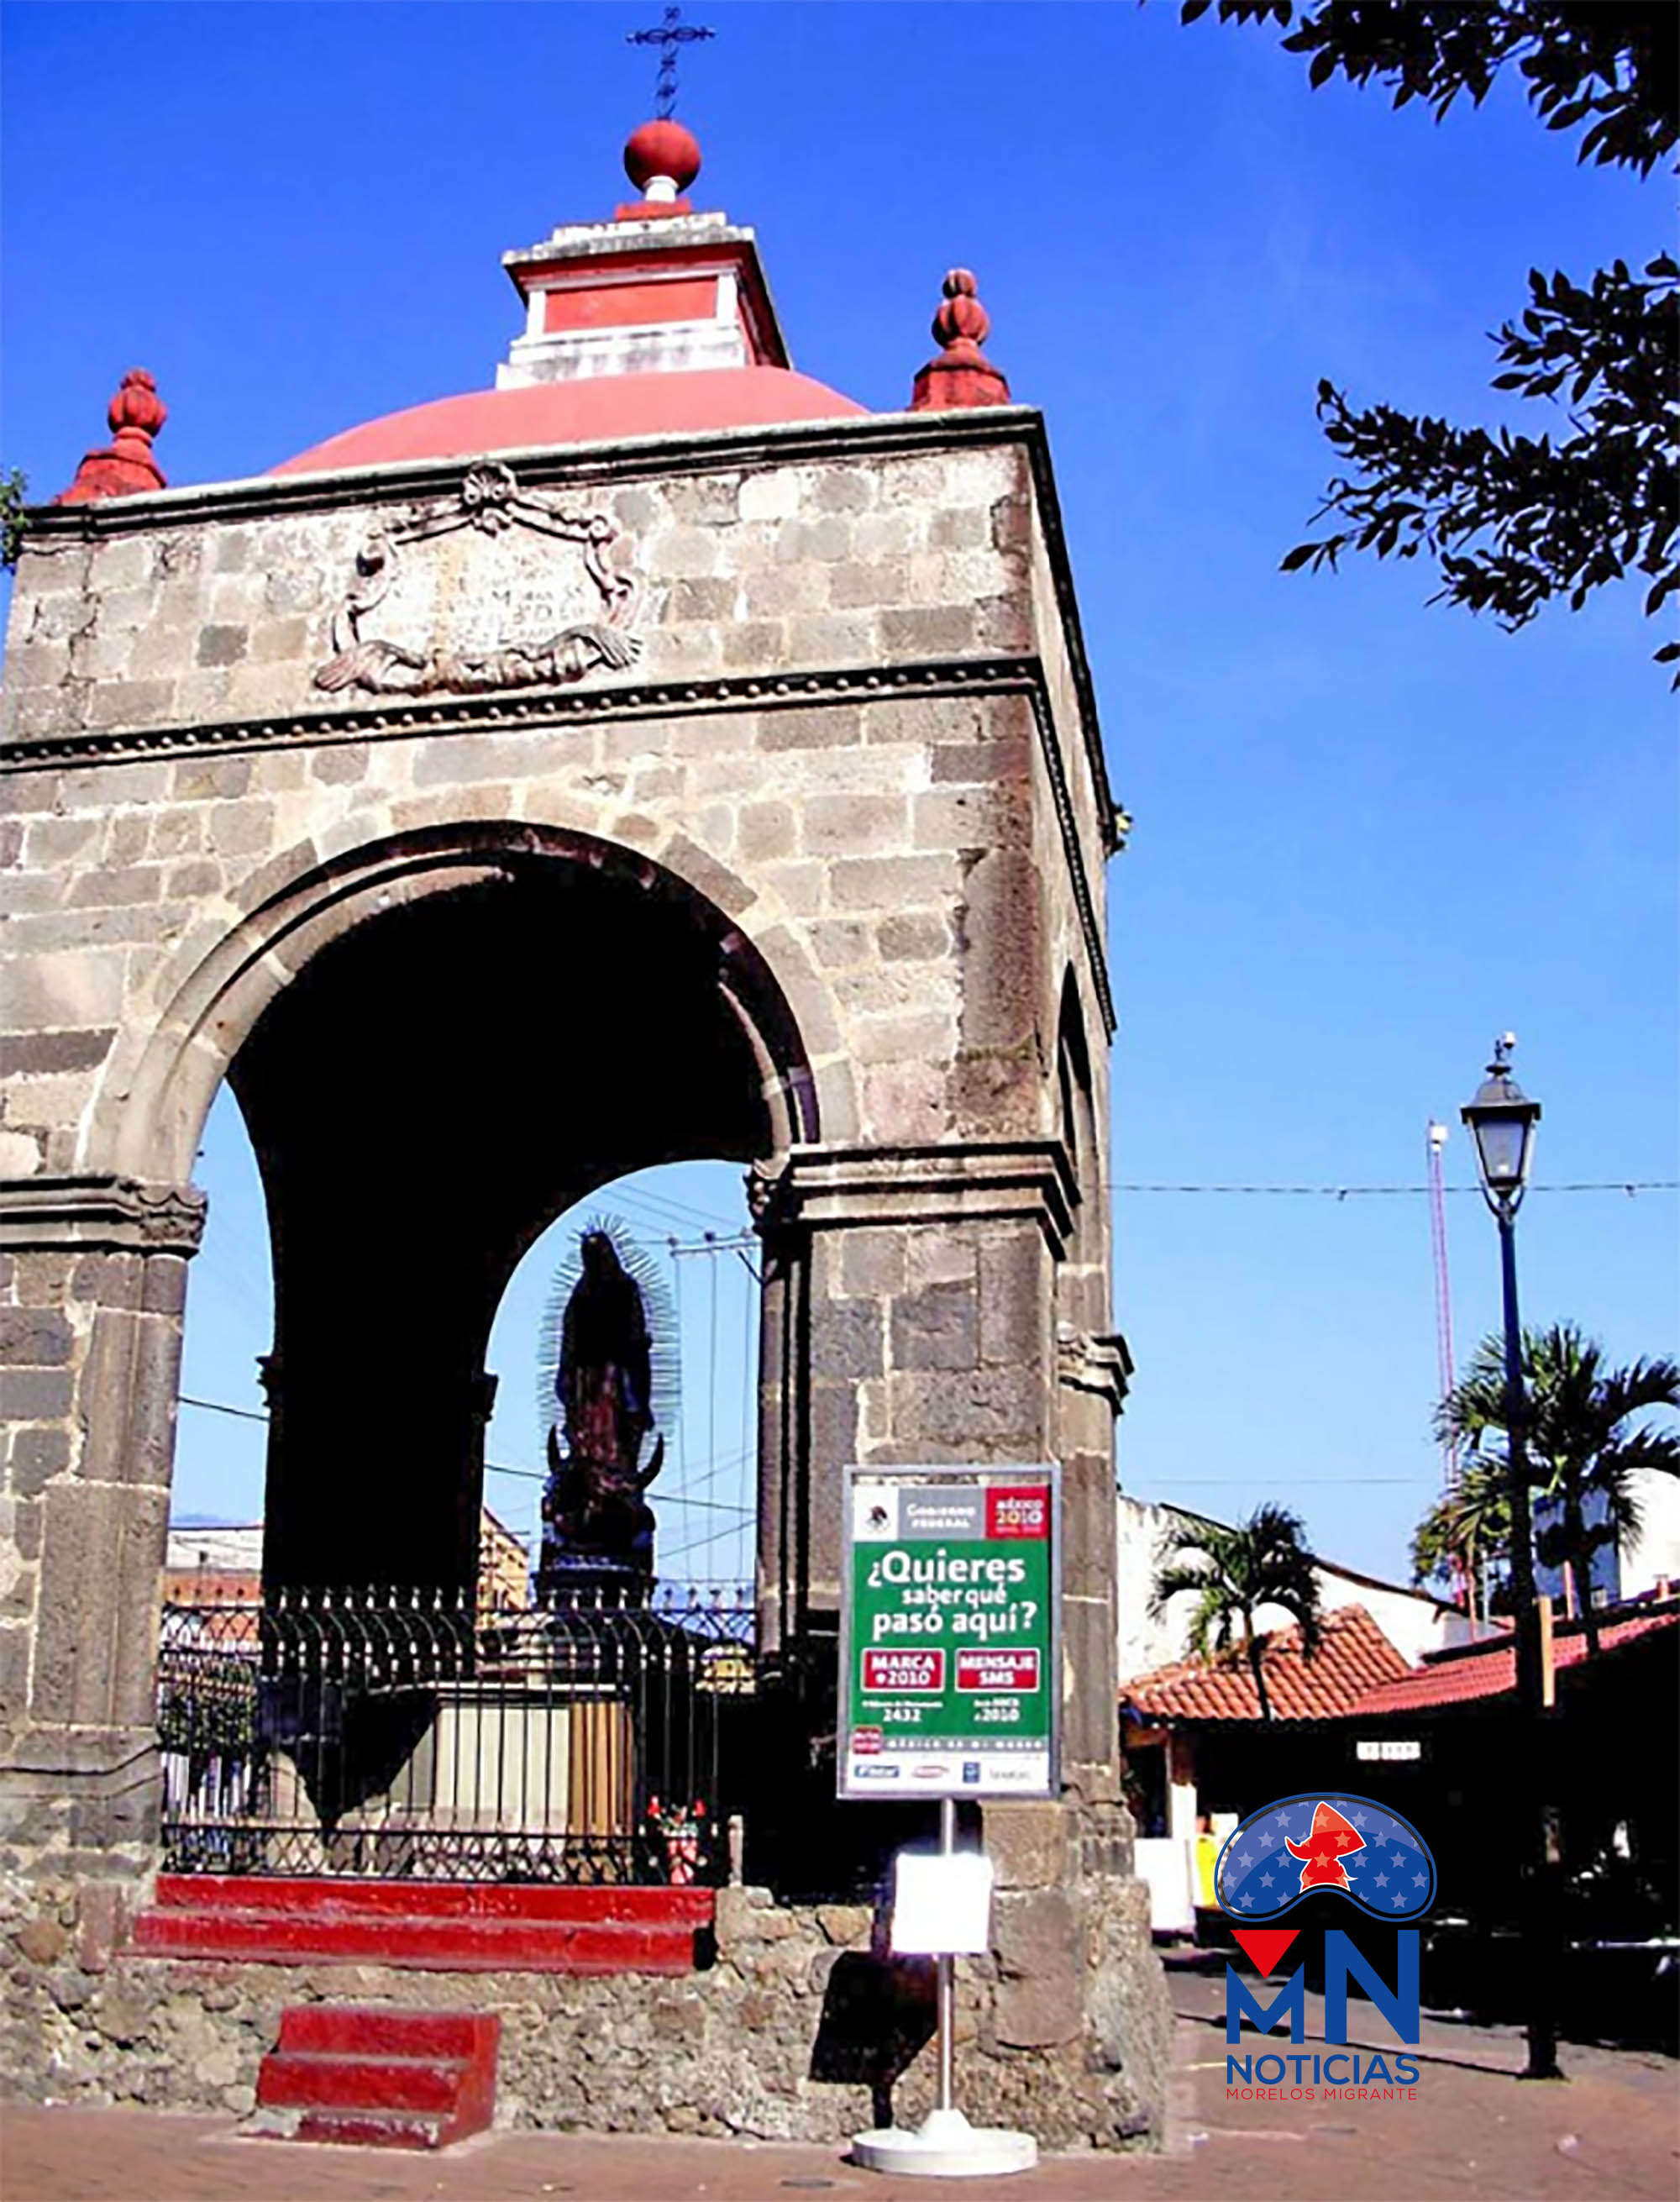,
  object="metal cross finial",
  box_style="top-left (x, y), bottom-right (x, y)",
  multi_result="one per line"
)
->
top-left (627, 6), bottom-right (715, 120)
